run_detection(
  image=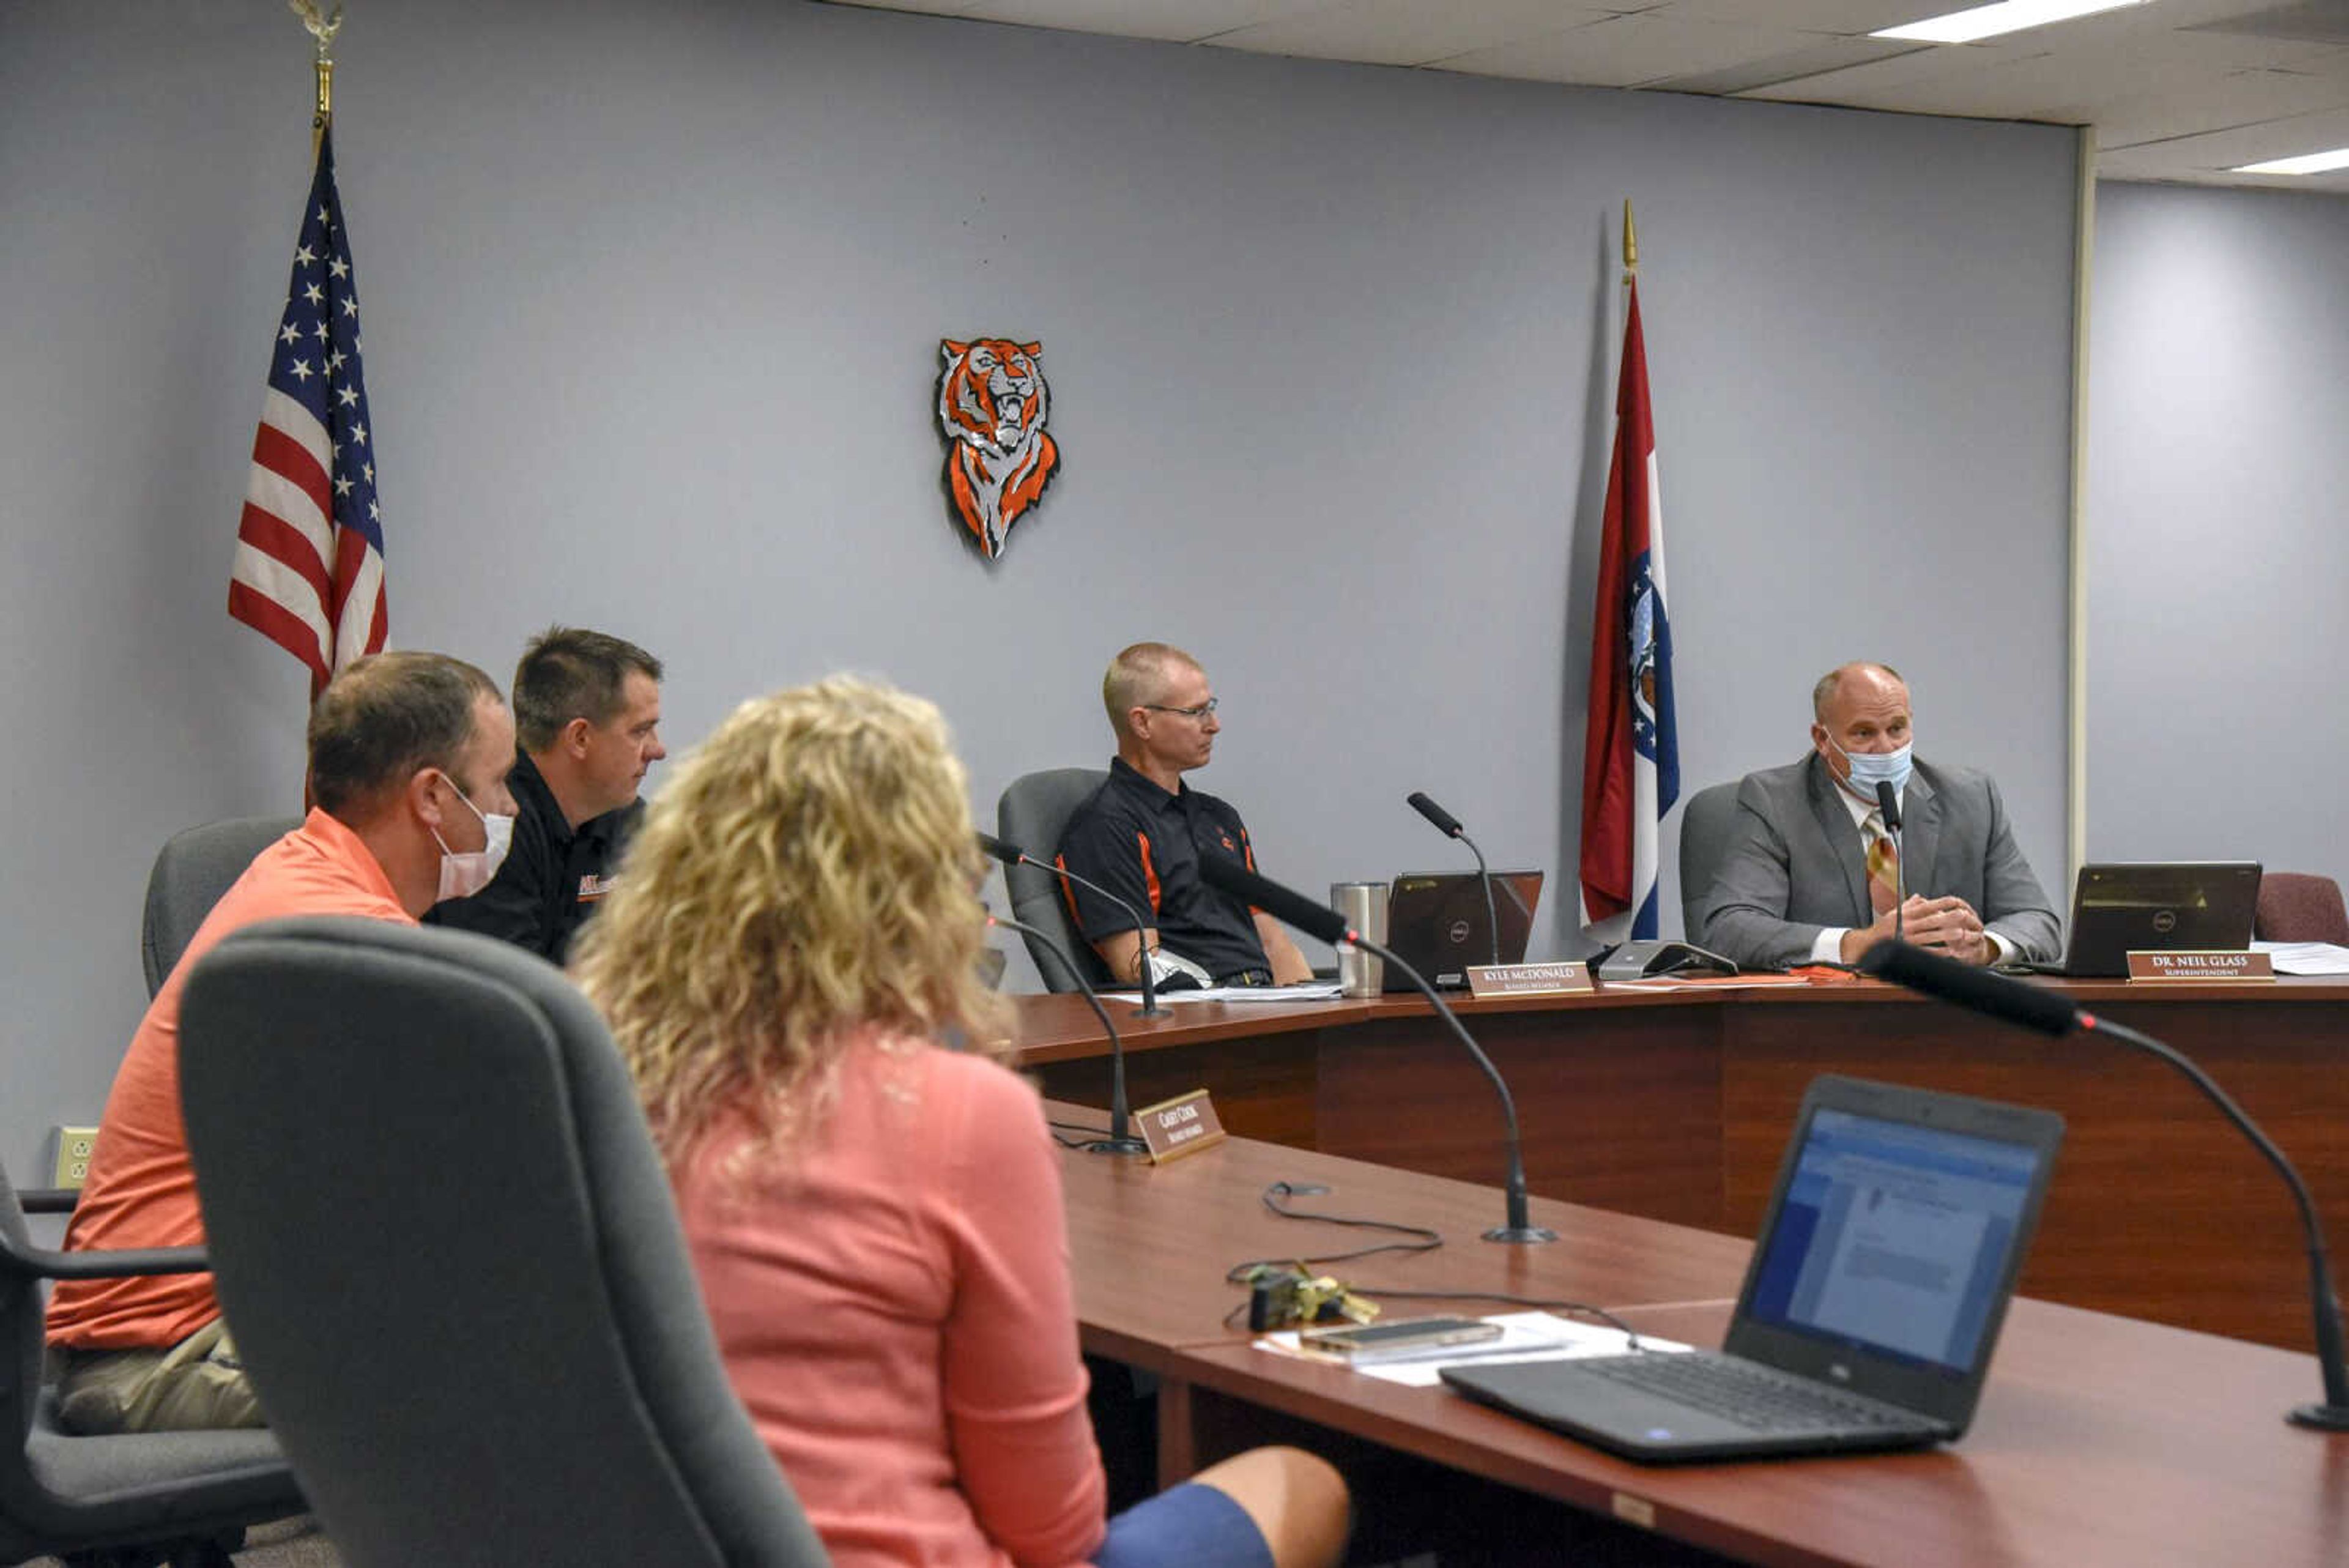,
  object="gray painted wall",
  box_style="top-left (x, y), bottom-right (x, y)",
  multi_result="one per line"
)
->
top-left (1, 0), bottom-right (2077, 1183)
top-left (2086, 182), bottom-right (2349, 883)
